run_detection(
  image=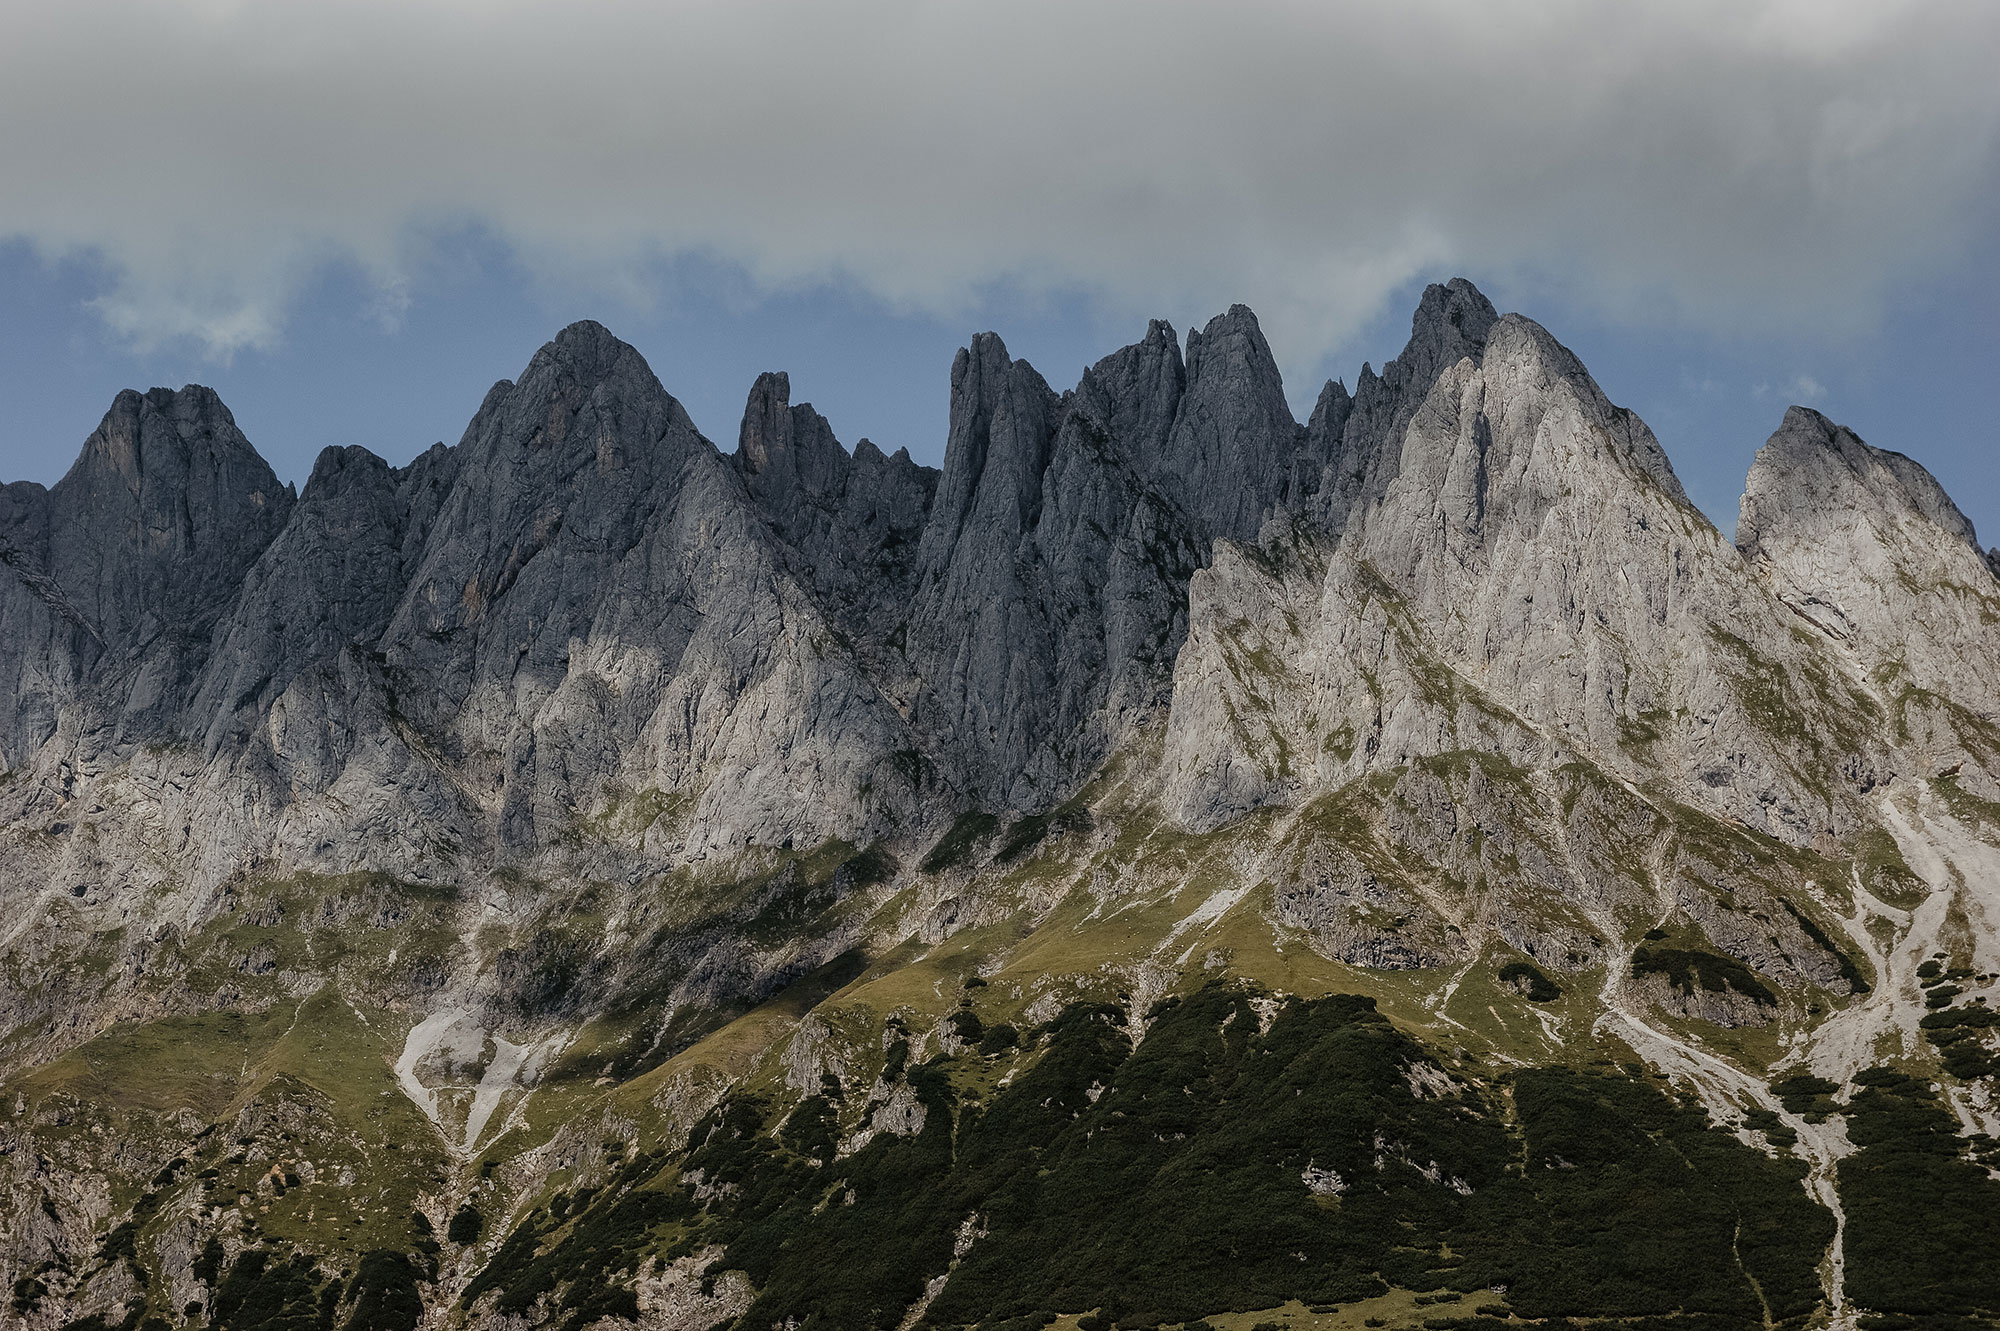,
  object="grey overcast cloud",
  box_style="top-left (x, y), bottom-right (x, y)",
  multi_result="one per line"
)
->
top-left (1, 0), bottom-right (1996, 533)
